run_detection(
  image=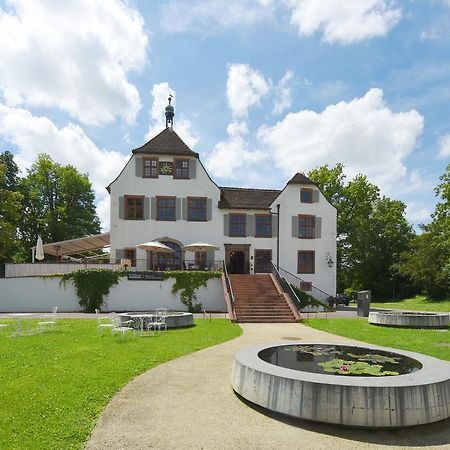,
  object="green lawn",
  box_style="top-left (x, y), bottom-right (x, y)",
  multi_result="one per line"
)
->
top-left (372, 295), bottom-right (450, 312)
top-left (0, 319), bottom-right (241, 450)
top-left (304, 318), bottom-right (450, 361)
